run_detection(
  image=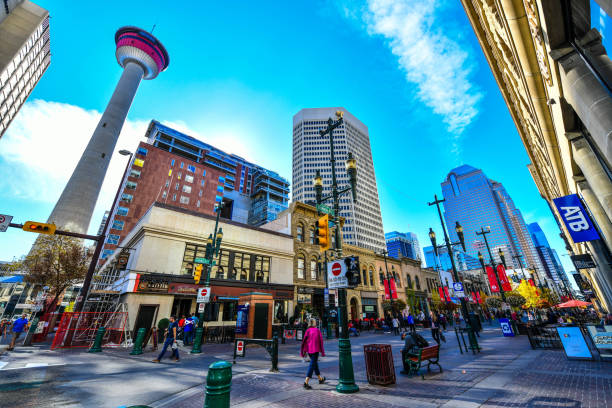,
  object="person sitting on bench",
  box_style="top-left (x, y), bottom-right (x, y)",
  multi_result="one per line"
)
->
top-left (400, 331), bottom-right (429, 373)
